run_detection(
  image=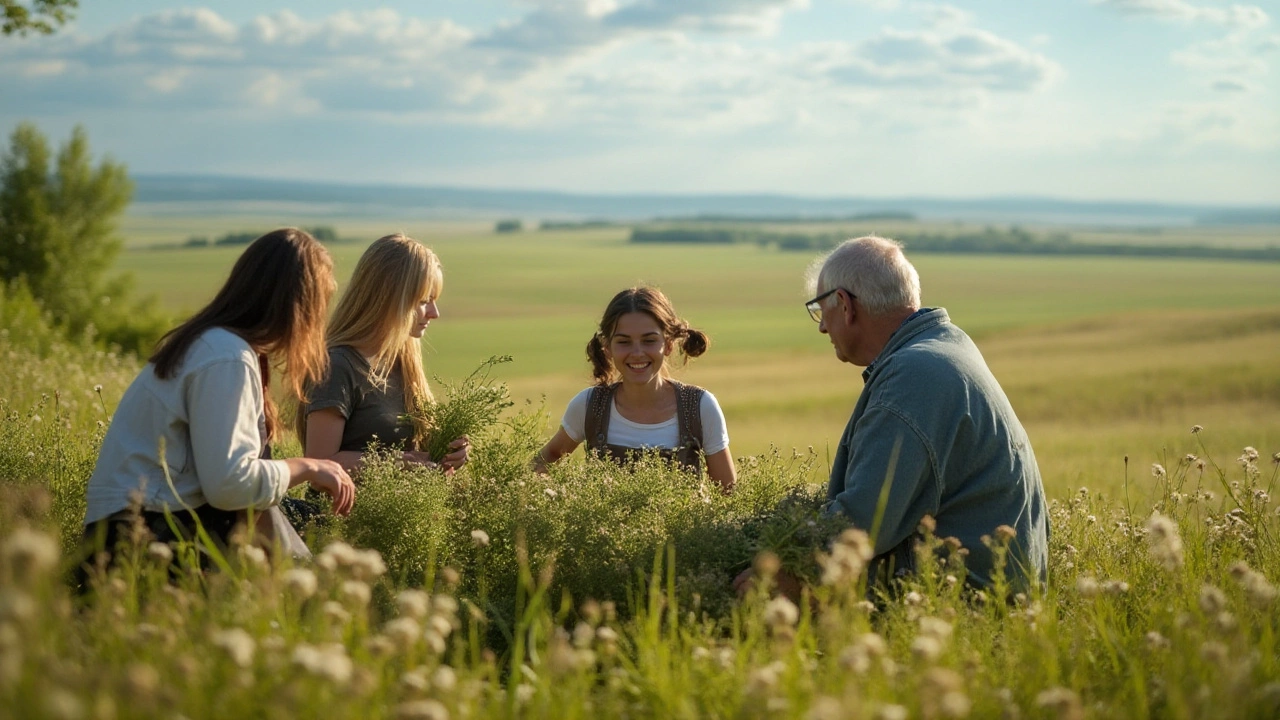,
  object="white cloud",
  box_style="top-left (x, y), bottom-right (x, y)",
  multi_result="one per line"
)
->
top-left (1093, 0), bottom-right (1270, 29)
top-left (812, 25), bottom-right (1060, 92)
top-left (1095, 0), bottom-right (1273, 95)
